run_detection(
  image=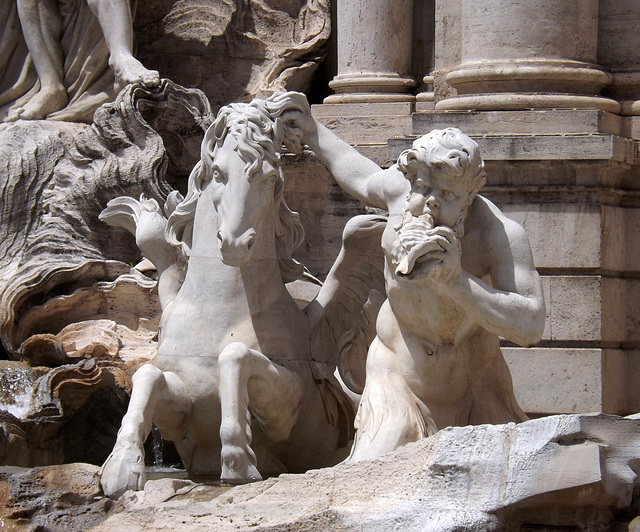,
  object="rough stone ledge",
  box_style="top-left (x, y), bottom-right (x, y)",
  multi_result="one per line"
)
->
top-left (3, 413), bottom-right (637, 531)
top-left (389, 134), bottom-right (639, 164)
